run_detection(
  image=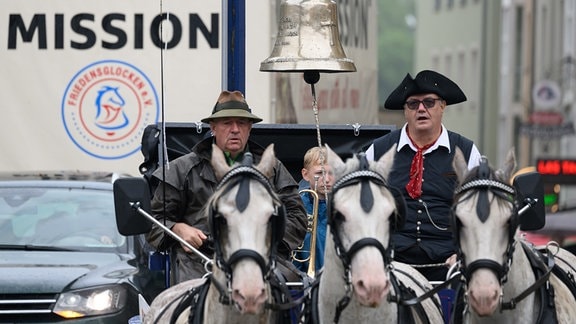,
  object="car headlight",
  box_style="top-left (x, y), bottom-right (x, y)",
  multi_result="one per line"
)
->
top-left (53, 285), bottom-right (127, 318)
